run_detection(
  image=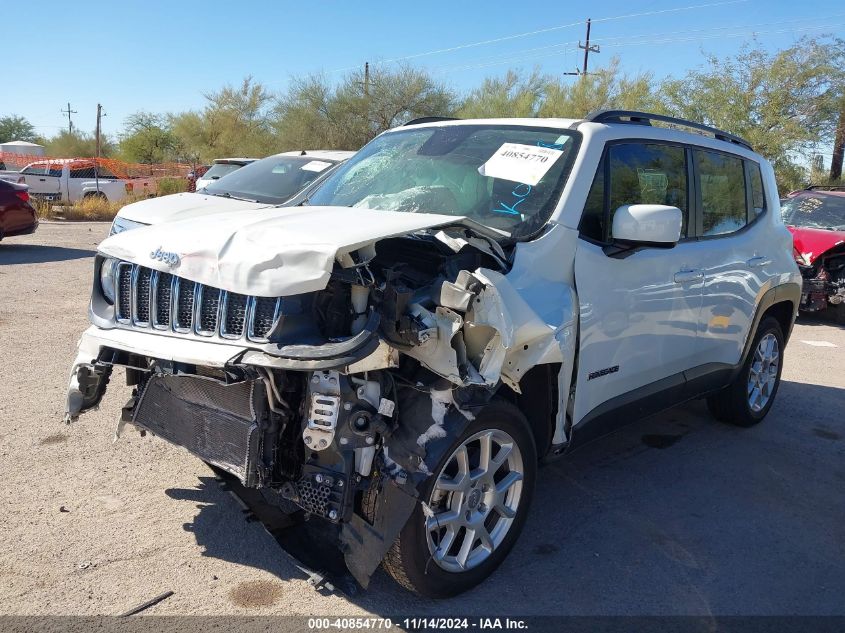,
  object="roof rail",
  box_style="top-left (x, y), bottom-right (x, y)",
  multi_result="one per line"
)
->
top-left (806, 184), bottom-right (845, 191)
top-left (403, 116), bottom-right (460, 126)
top-left (582, 109), bottom-right (753, 151)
